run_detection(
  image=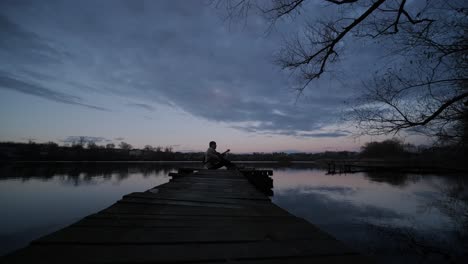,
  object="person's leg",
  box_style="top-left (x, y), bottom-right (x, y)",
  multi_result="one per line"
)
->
top-left (220, 158), bottom-right (236, 169)
top-left (209, 162), bottom-right (225, 170)
top-left (209, 159), bottom-right (236, 170)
